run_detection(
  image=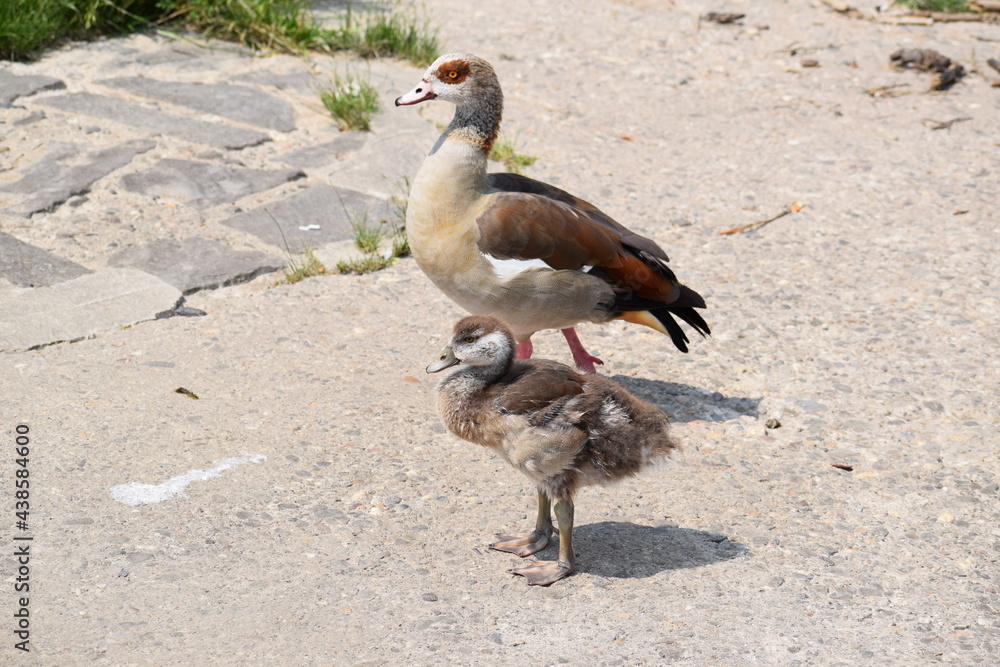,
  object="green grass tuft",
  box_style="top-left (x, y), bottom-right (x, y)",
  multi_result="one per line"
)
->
top-left (490, 132), bottom-right (539, 175)
top-left (355, 6), bottom-right (439, 67)
top-left (387, 175), bottom-right (410, 257)
top-left (335, 253), bottom-right (394, 275)
top-left (335, 194), bottom-right (409, 275)
top-left (1, 0), bottom-right (161, 59)
top-left (283, 247), bottom-right (326, 283)
top-left (351, 218), bottom-right (383, 254)
top-left (0, 0), bottom-right (63, 60)
top-left (264, 208), bottom-right (327, 284)
top-left (168, 0), bottom-right (332, 54)
top-left (900, 0), bottom-right (968, 10)
top-left (1, 0), bottom-right (439, 63)
top-left (390, 226), bottom-right (409, 258)
top-left (319, 73), bottom-right (380, 131)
